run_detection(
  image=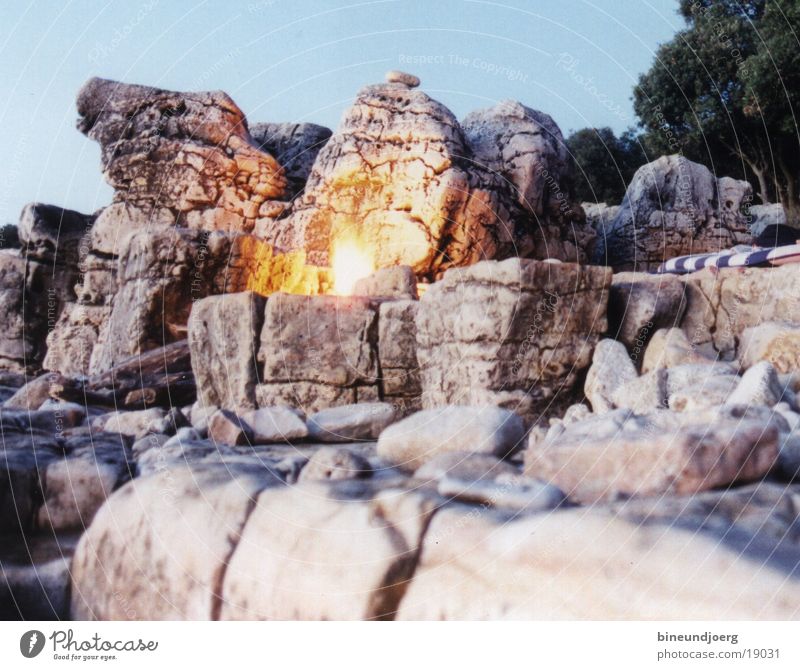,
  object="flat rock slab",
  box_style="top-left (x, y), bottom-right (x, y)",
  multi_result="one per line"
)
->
top-left (377, 405), bottom-right (526, 472)
top-left (524, 409), bottom-right (778, 503)
top-left (307, 402), bottom-right (398, 442)
top-left (397, 490), bottom-right (800, 619)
